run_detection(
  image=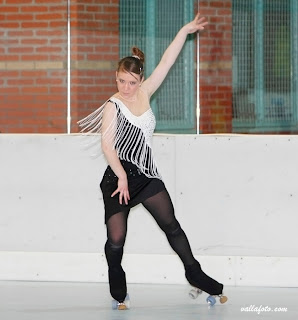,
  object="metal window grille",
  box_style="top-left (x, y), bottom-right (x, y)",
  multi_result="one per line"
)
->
top-left (232, 0), bottom-right (298, 133)
top-left (119, 0), bottom-right (196, 133)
